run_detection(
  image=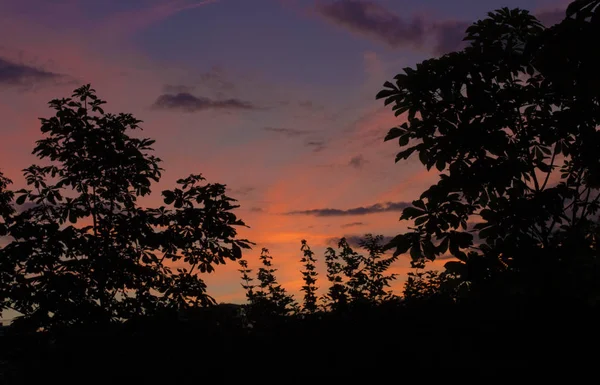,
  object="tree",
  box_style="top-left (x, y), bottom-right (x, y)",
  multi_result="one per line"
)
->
top-left (252, 248), bottom-right (297, 317)
top-left (338, 237), bottom-right (367, 303)
top-left (322, 244), bottom-right (348, 311)
top-left (299, 240), bottom-right (318, 313)
top-left (238, 259), bottom-right (255, 303)
top-left (377, 3), bottom-right (600, 301)
top-left (359, 234), bottom-right (398, 302)
top-left (0, 85), bottom-right (252, 331)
